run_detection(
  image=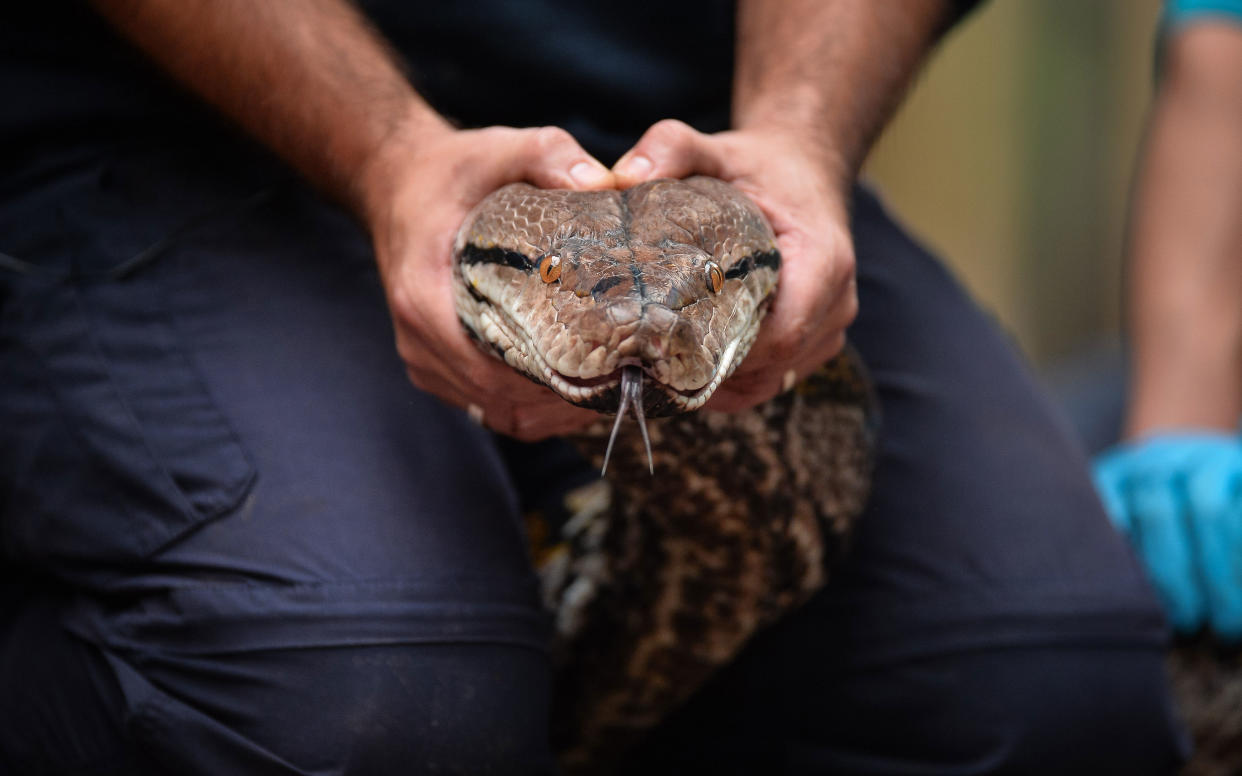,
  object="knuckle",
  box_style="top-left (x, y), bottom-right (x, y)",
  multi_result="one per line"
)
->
top-left (836, 283), bottom-right (859, 327)
top-left (460, 360), bottom-right (494, 392)
top-left (649, 118), bottom-right (694, 144)
top-left (511, 414), bottom-right (543, 441)
top-left (387, 282), bottom-right (418, 326)
top-left (823, 331), bottom-right (847, 359)
top-left (404, 364), bottom-right (431, 392)
top-left (471, 366), bottom-right (500, 391)
top-left (498, 408), bottom-right (532, 439)
top-left (393, 332), bottom-right (423, 370)
top-left (530, 125), bottom-right (575, 154)
top-left (833, 251), bottom-right (858, 282)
